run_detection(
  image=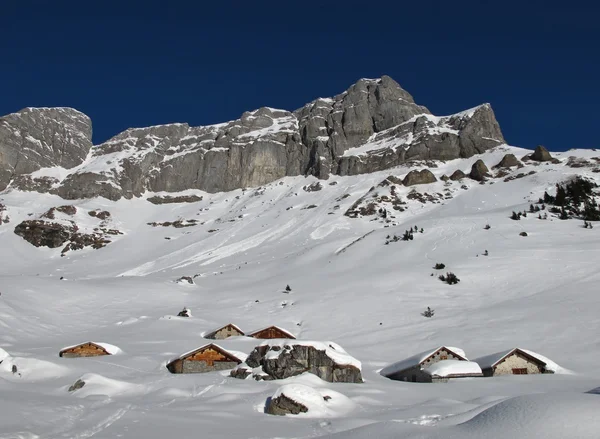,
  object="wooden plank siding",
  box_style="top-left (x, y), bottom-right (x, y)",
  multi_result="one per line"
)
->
top-left (59, 342), bottom-right (110, 358)
top-left (248, 326), bottom-right (295, 339)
